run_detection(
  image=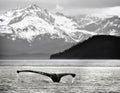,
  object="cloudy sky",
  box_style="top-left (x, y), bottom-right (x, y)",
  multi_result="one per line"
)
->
top-left (0, 0), bottom-right (120, 16)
